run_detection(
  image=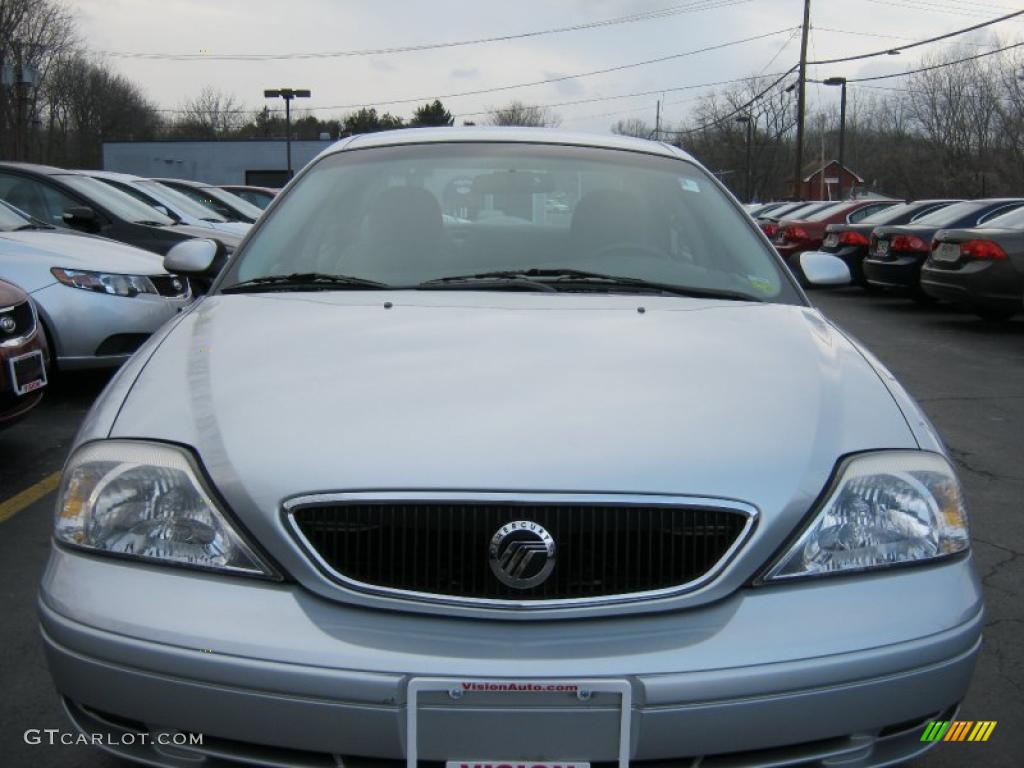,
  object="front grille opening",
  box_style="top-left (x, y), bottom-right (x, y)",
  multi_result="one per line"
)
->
top-left (293, 502), bottom-right (748, 602)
